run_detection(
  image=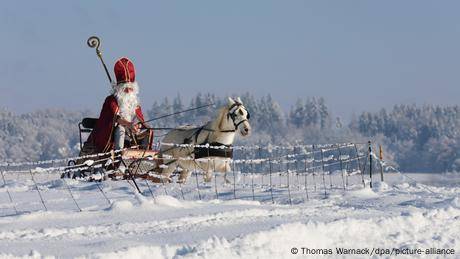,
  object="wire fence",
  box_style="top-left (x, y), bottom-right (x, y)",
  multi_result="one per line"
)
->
top-left (0, 141), bottom-right (387, 216)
